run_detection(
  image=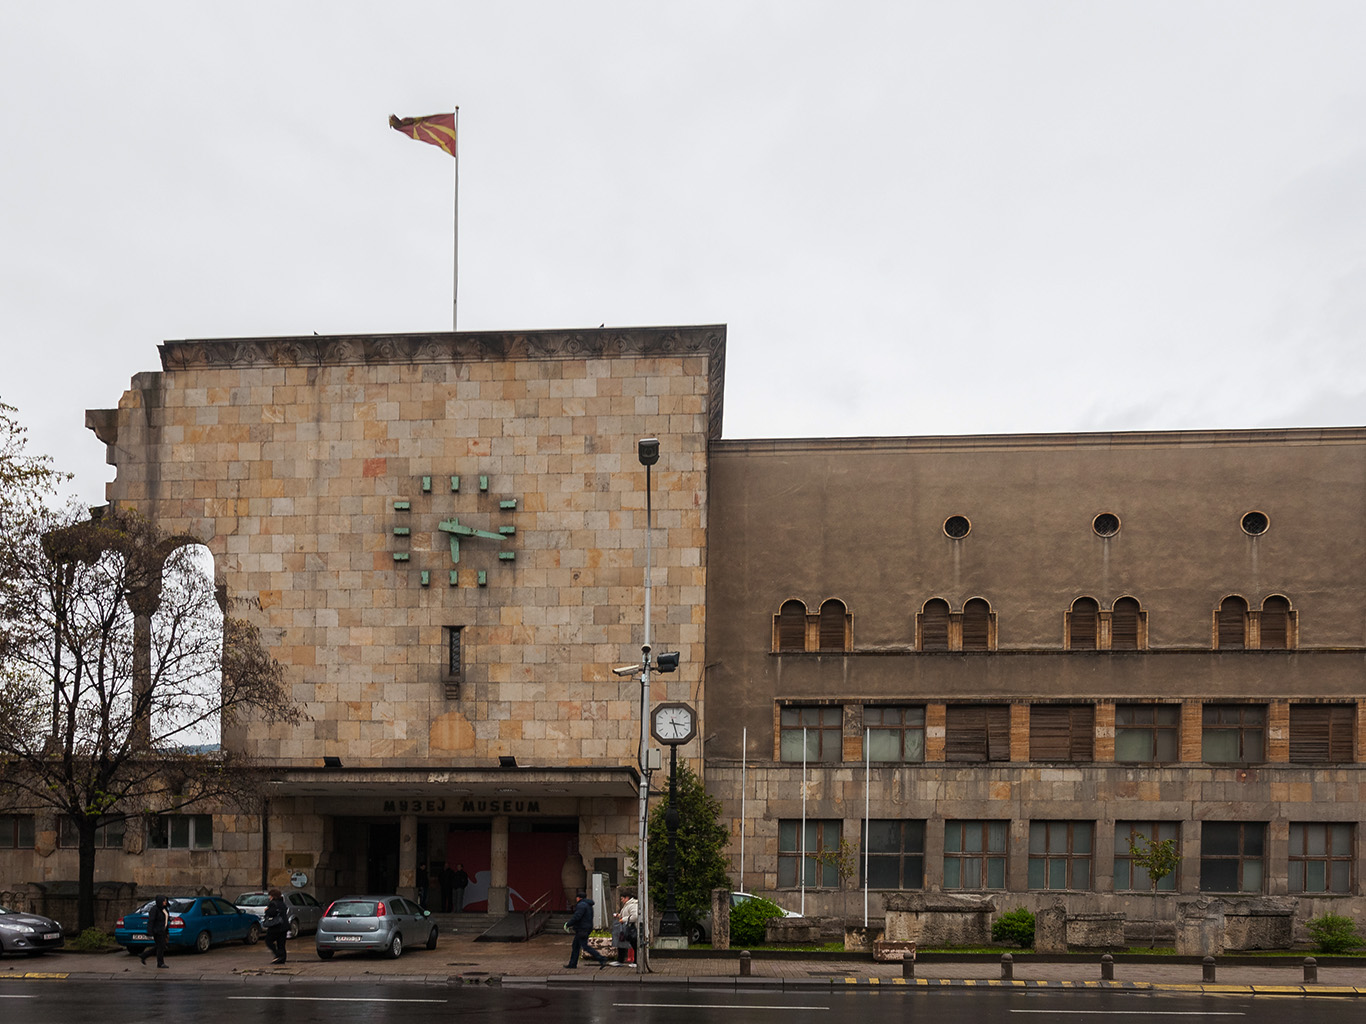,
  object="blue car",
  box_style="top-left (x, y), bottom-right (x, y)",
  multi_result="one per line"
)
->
top-left (114, 896), bottom-right (261, 955)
